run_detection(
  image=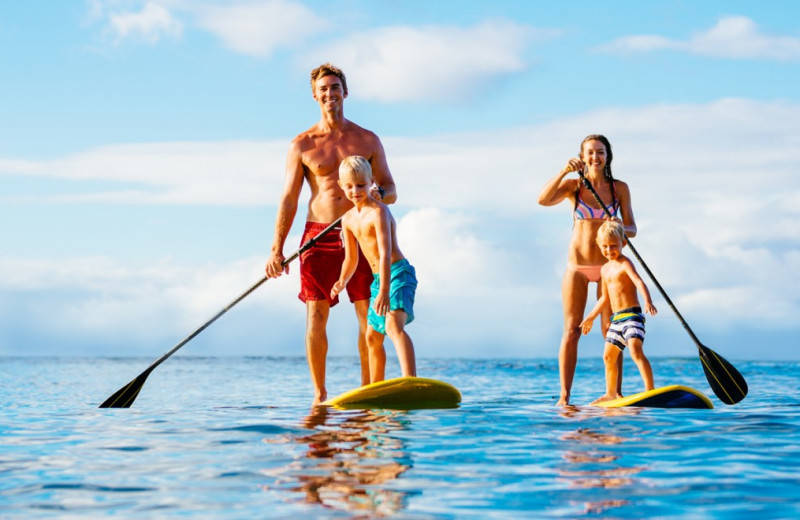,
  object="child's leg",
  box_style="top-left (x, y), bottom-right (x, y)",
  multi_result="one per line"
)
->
top-left (591, 343), bottom-right (623, 404)
top-left (384, 310), bottom-right (416, 377)
top-left (627, 338), bottom-right (654, 391)
top-left (366, 326), bottom-right (386, 383)
top-left (602, 342), bottom-right (622, 398)
top-left (598, 286), bottom-right (623, 396)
